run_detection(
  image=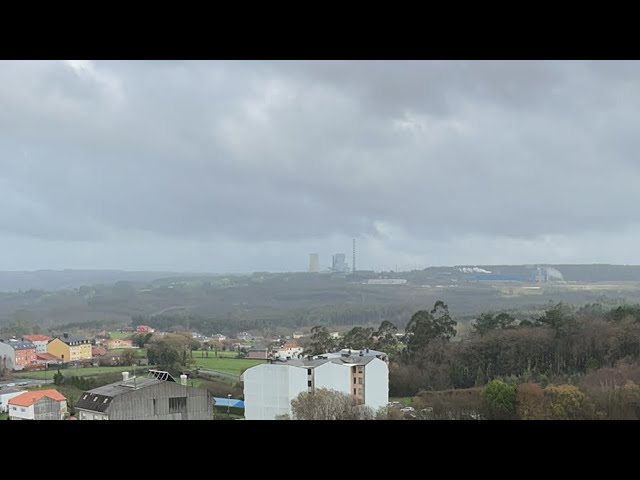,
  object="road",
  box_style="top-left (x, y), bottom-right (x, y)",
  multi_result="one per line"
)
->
top-left (0, 379), bottom-right (53, 388)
